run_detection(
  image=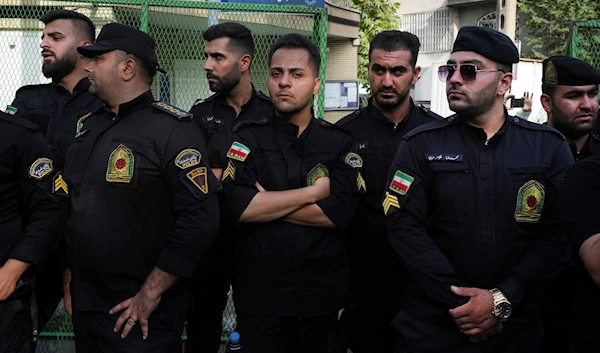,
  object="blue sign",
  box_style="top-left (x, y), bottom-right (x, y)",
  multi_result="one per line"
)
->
top-left (222, 0), bottom-right (324, 7)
